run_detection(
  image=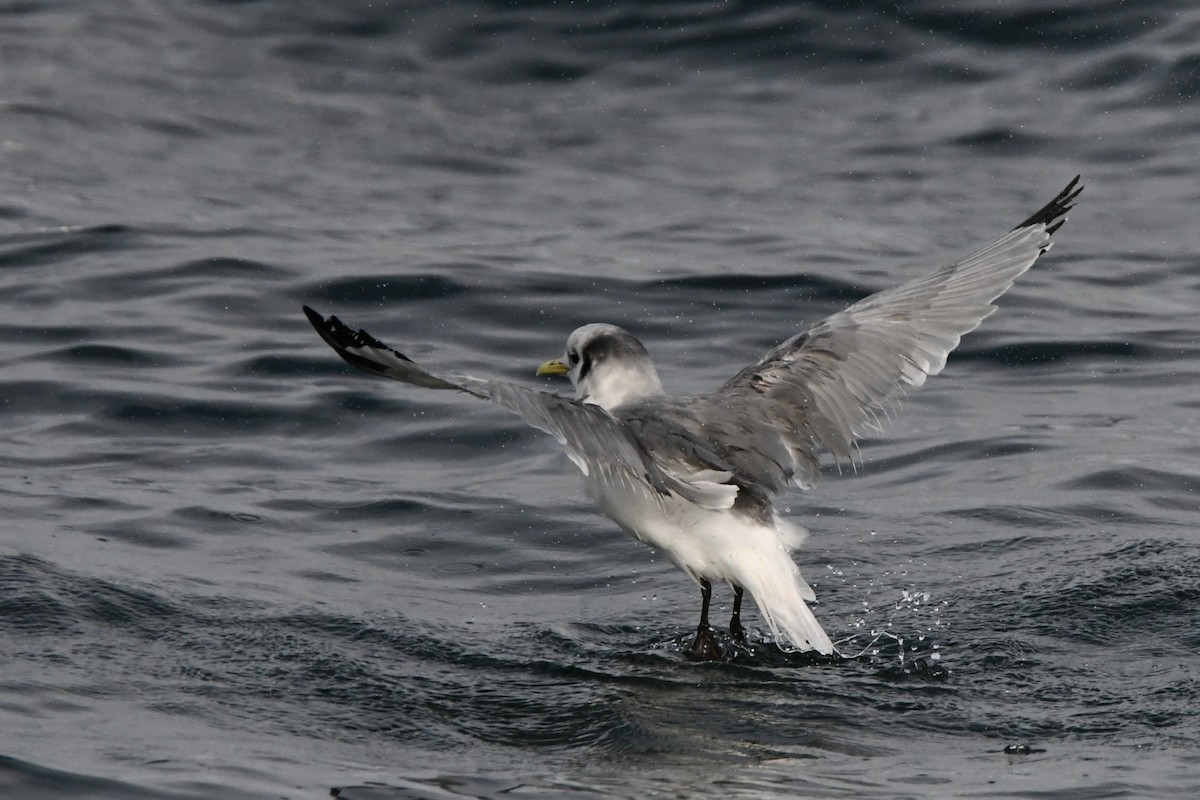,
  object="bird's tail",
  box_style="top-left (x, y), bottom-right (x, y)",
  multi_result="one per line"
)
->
top-left (731, 517), bottom-right (834, 655)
